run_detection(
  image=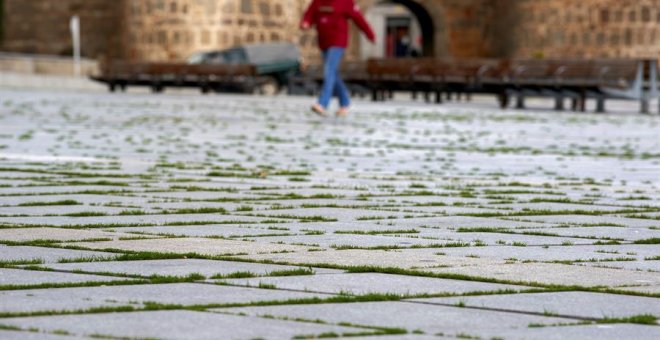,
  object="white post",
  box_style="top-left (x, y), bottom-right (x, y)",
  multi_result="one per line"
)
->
top-left (70, 16), bottom-right (81, 77)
